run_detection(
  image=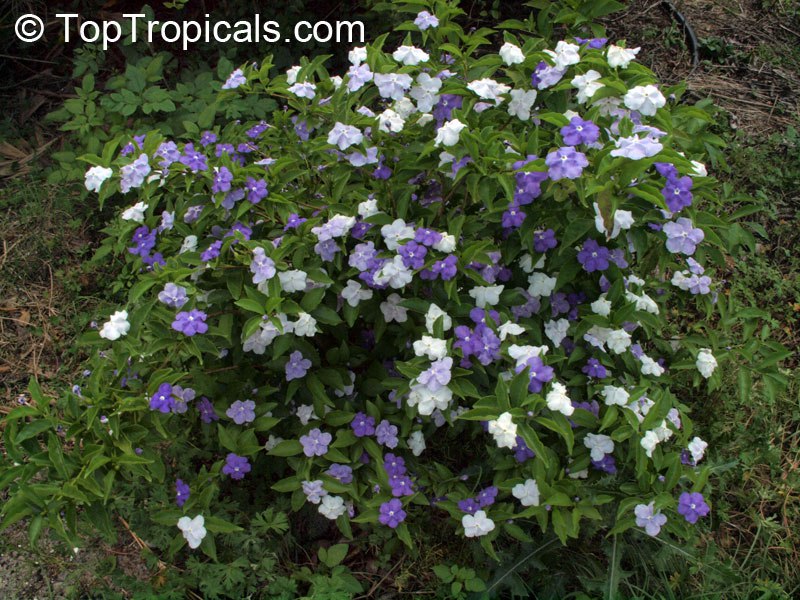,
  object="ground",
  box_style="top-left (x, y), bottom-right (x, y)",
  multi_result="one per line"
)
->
top-left (0, 0), bottom-right (798, 597)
